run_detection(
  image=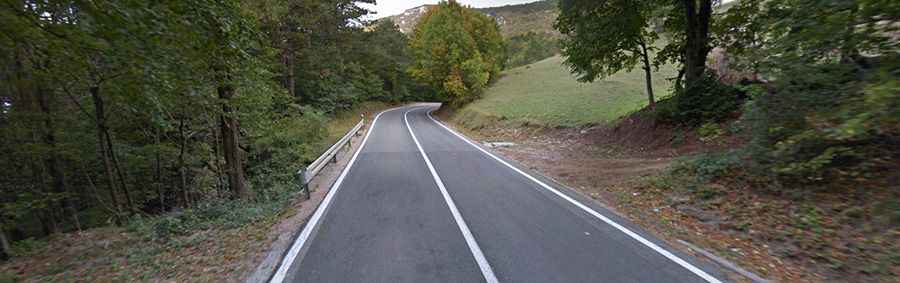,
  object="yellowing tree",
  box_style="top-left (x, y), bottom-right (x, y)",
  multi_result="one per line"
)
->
top-left (409, 1), bottom-right (505, 107)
